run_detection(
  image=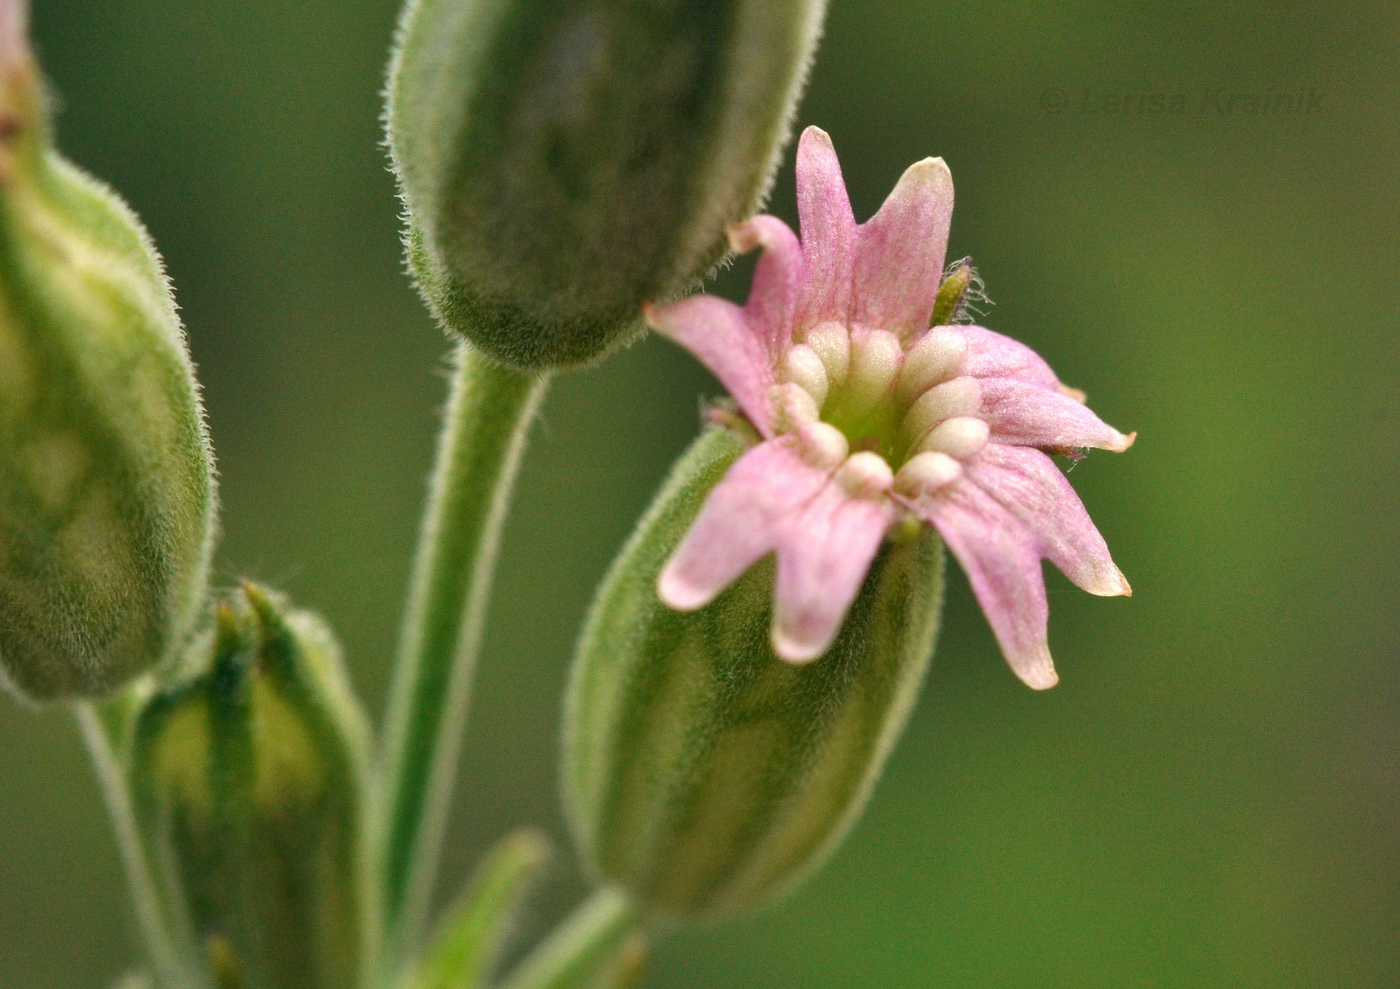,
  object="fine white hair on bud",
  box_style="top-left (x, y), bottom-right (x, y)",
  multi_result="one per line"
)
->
top-left (783, 344), bottom-right (830, 409)
top-left (803, 321), bottom-right (851, 385)
top-left (894, 451), bottom-right (963, 499)
top-left (901, 376), bottom-right (983, 448)
top-left (835, 451), bottom-right (895, 499)
top-left (917, 415), bottom-right (990, 460)
top-left (894, 327), bottom-right (968, 408)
